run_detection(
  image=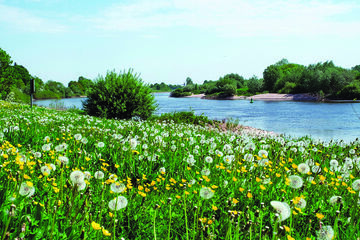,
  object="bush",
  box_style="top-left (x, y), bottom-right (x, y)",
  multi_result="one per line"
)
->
top-left (83, 69), bottom-right (157, 120)
top-left (170, 89), bottom-right (192, 97)
top-left (149, 111), bottom-right (212, 126)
